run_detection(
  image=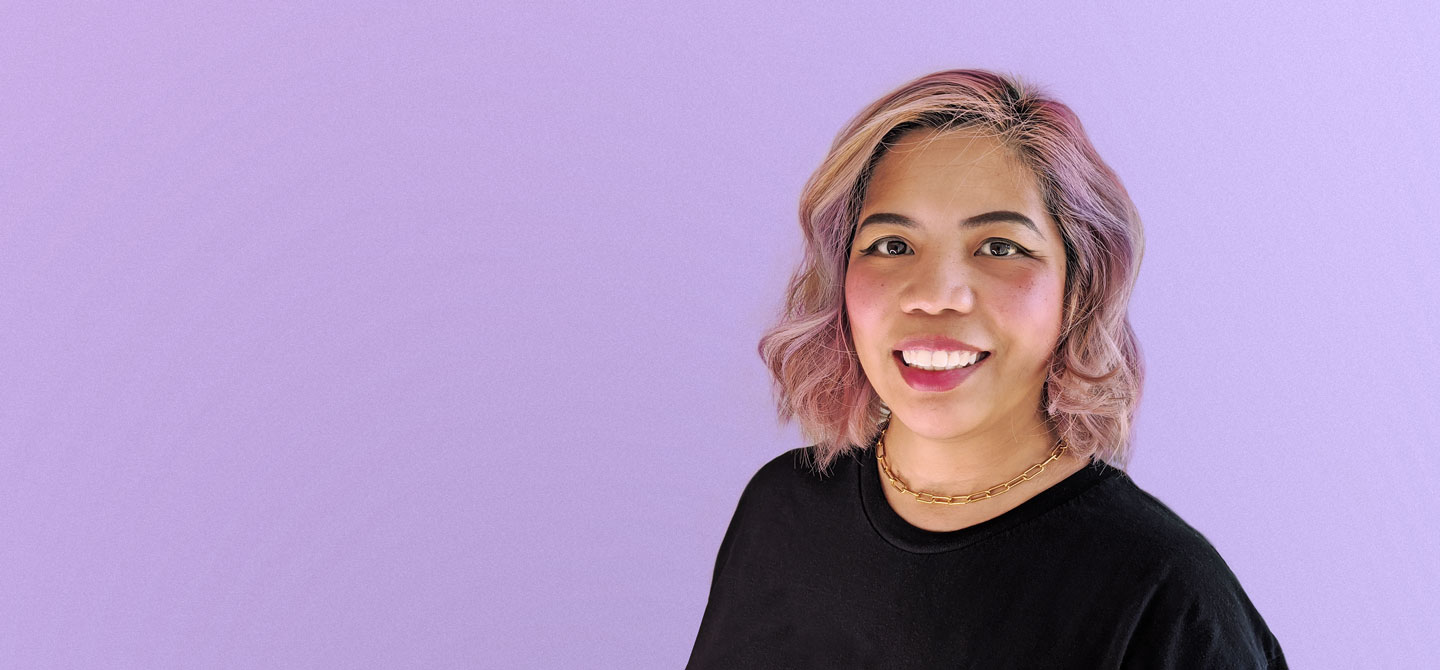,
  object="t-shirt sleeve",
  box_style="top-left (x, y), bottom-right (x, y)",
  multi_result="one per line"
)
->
top-left (687, 453), bottom-right (788, 669)
top-left (1118, 545), bottom-right (1288, 669)
top-left (699, 453), bottom-right (777, 588)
